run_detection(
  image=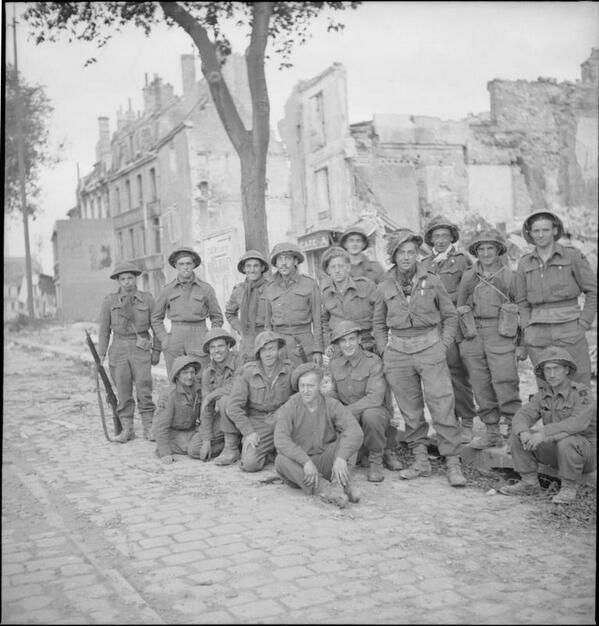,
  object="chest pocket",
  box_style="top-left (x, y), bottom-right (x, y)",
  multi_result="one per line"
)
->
top-left (547, 259), bottom-right (574, 297)
top-left (523, 265), bottom-right (542, 302)
top-left (167, 292), bottom-right (183, 314)
top-left (173, 398), bottom-right (195, 429)
top-left (412, 283), bottom-right (437, 314)
top-left (191, 293), bottom-right (209, 318)
top-left (348, 367), bottom-right (369, 396)
top-left (110, 303), bottom-right (126, 328)
top-left (248, 377), bottom-right (268, 407)
top-left (439, 262), bottom-right (463, 295)
top-left (133, 301), bottom-right (150, 328)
